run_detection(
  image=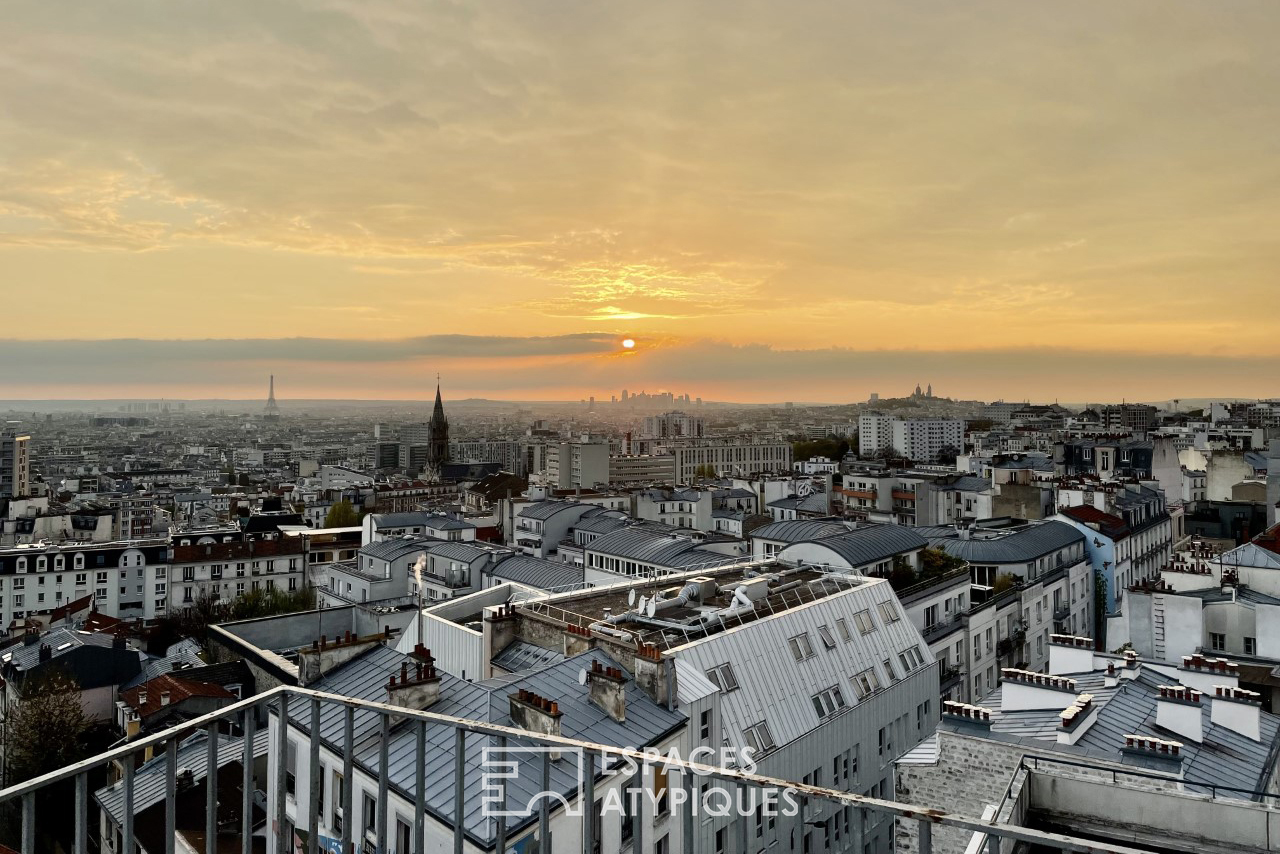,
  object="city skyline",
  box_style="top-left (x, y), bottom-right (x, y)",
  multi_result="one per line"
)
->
top-left (4, 1), bottom-right (1279, 402)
